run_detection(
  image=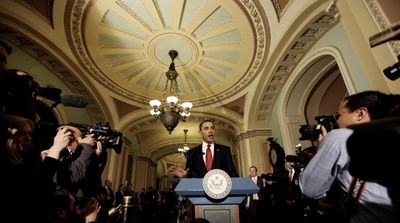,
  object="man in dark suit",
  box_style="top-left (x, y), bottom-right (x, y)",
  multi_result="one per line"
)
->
top-left (53, 125), bottom-right (103, 206)
top-left (245, 166), bottom-right (265, 222)
top-left (172, 119), bottom-right (237, 178)
top-left (280, 156), bottom-right (304, 222)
